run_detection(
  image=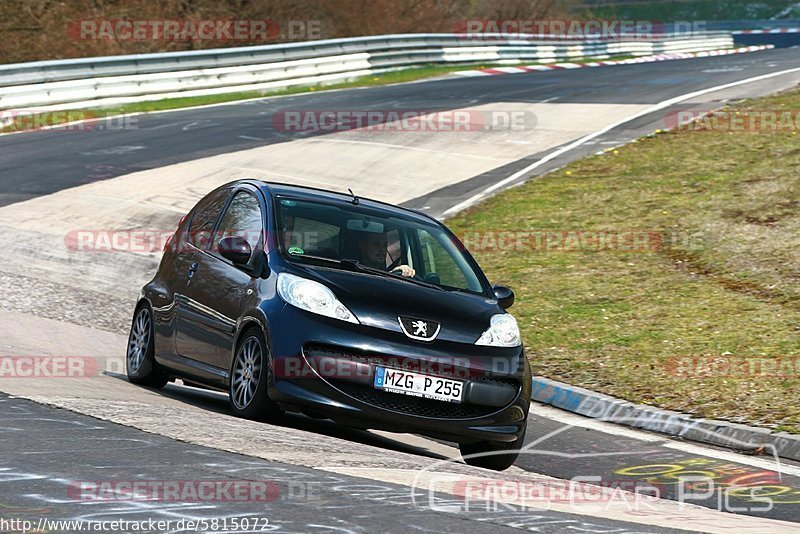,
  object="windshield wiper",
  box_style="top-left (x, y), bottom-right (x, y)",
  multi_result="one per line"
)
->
top-left (287, 253), bottom-right (343, 265)
top-left (340, 258), bottom-right (444, 291)
top-left (285, 253), bottom-right (443, 291)
top-left (339, 258), bottom-right (390, 276)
